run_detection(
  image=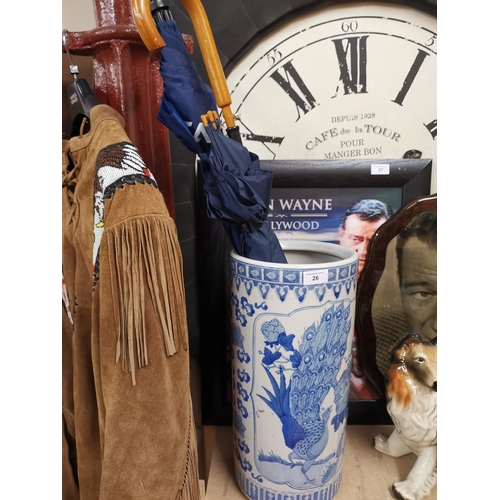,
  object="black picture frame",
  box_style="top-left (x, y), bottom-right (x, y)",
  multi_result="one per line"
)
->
top-left (267, 157), bottom-right (432, 195)
top-left (197, 158), bottom-right (432, 426)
